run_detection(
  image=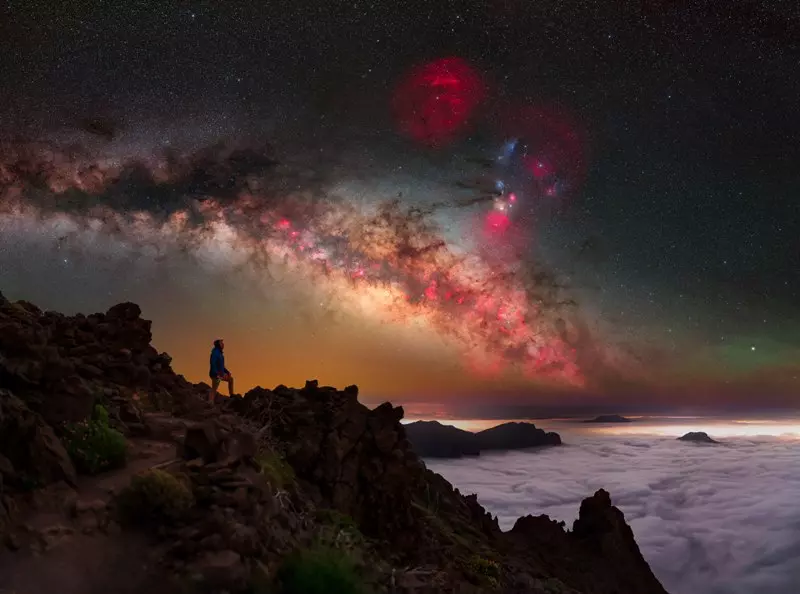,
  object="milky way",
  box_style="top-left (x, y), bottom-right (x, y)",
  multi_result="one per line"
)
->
top-left (0, 140), bottom-right (608, 386)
